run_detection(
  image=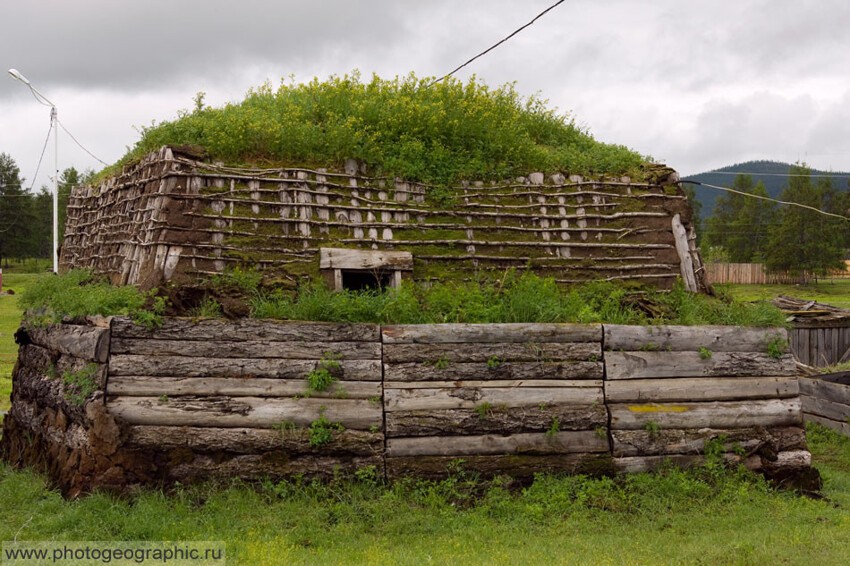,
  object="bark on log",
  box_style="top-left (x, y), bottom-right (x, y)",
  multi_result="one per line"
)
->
top-left (110, 338), bottom-right (381, 360)
top-left (799, 377), bottom-right (850, 406)
top-left (384, 361), bottom-right (603, 381)
top-left (609, 398), bottom-right (802, 430)
top-left (23, 324), bottom-right (110, 363)
top-left (107, 396), bottom-right (382, 429)
top-left (386, 453), bottom-right (615, 480)
top-left (604, 325), bottom-right (788, 353)
top-left (107, 376), bottom-right (381, 399)
top-left (386, 431), bottom-right (608, 457)
top-left (604, 376), bottom-right (799, 403)
top-left (384, 386), bottom-right (603, 412)
top-left (111, 317), bottom-right (380, 342)
top-left (108, 356), bottom-right (382, 380)
top-left (386, 404), bottom-right (608, 437)
top-left (167, 453), bottom-right (384, 483)
top-left (604, 351), bottom-right (797, 379)
top-left (383, 342), bottom-right (600, 364)
top-left (613, 450), bottom-right (812, 474)
top-left (126, 425), bottom-right (383, 455)
top-left (611, 426), bottom-right (807, 457)
top-left (382, 323), bottom-right (601, 344)
top-left (386, 379), bottom-right (602, 389)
